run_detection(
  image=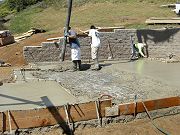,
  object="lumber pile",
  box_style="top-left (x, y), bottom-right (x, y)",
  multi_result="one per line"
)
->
top-left (0, 30), bottom-right (15, 46)
top-left (15, 28), bottom-right (46, 42)
top-left (145, 17), bottom-right (180, 24)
